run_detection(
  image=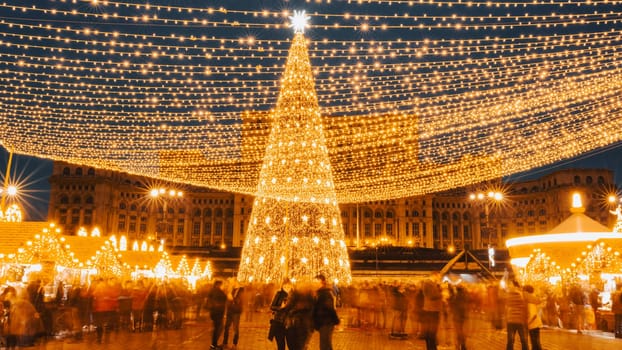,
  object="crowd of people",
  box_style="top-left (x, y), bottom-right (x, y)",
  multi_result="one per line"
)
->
top-left (0, 273), bottom-right (619, 350)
